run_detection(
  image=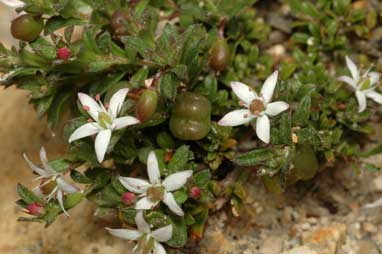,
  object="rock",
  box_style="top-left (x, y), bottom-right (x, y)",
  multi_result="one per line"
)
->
top-left (282, 246), bottom-right (317, 254)
top-left (301, 223), bottom-right (347, 254)
top-left (260, 236), bottom-right (283, 254)
top-left (363, 222), bottom-right (378, 234)
top-left (355, 240), bottom-right (379, 254)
